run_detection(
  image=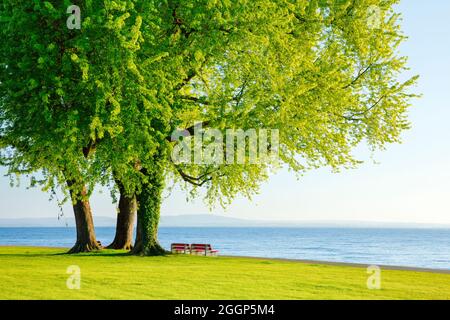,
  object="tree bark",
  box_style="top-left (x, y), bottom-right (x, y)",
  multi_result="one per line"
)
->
top-left (107, 182), bottom-right (137, 250)
top-left (67, 182), bottom-right (101, 254)
top-left (131, 169), bottom-right (167, 256)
